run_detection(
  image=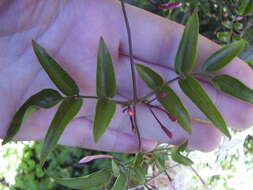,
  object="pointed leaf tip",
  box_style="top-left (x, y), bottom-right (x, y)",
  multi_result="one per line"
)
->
top-left (40, 97), bottom-right (83, 165)
top-left (2, 89), bottom-right (62, 145)
top-left (96, 37), bottom-right (117, 98)
top-left (202, 39), bottom-right (247, 72)
top-left (135, 64), bottom-right (164, 90)
top-left (212, 74), bottom-right (253, 104)
top-left (179, 76), bottom-right (231, 138)
top-left (175, 10), bottom-right (199, 75)
top-left (32, 40), bottom-right (79, 96)
top-left (50, 169), bottom-right (113, 190)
